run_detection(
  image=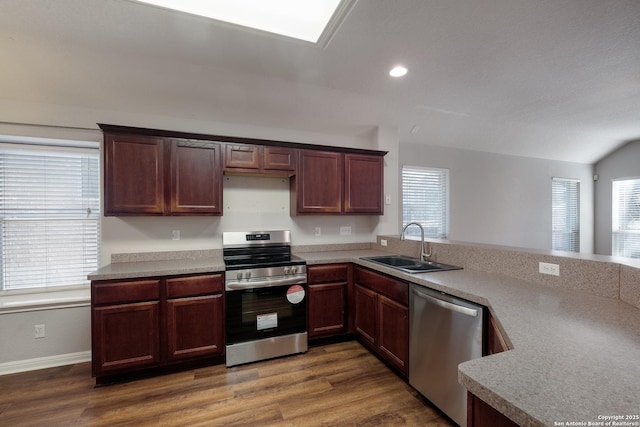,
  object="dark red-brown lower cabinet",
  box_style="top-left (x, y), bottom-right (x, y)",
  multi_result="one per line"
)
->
top-left (353, 266), bottom-right (409, 377)
top-left (307, 264), bottom-right (350, 340)
top-left (164, 274), bottom-right (224, 361)
top-left (354, 283), bottom-right (377, 346)
top-left (92, 279), bottom-right (161, 375)
top-left (91, 273), bottom-right (224, 383)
